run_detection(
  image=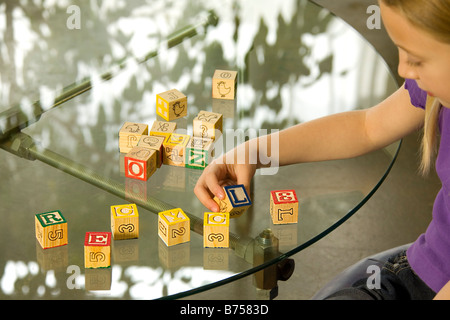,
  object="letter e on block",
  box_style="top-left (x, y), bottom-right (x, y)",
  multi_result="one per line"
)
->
top-left (111, 203), bottom-right (139, 240)
top-left (35, 210), bottom-right (68, 249)
top-left (270, 190), bottom-right (298, 224)
top-left (84, 232), bottom-right (112, 268)
top-left (158, 208), bottom-right (190, 246)
top-left (204, 212), bottom-right (229, 248)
